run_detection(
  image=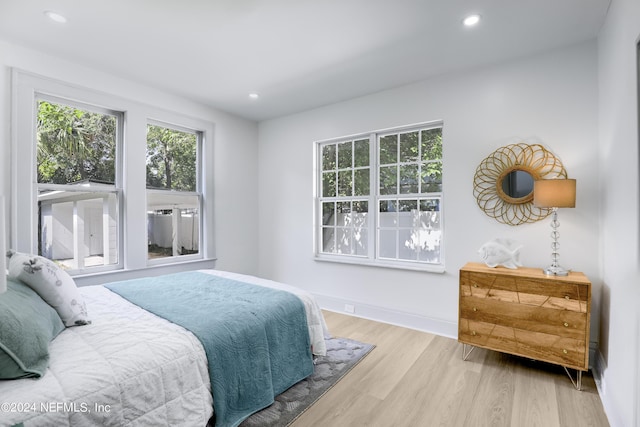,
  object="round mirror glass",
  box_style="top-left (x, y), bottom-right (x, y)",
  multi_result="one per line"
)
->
top-left (501, 170), bottom-right (534, 199)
